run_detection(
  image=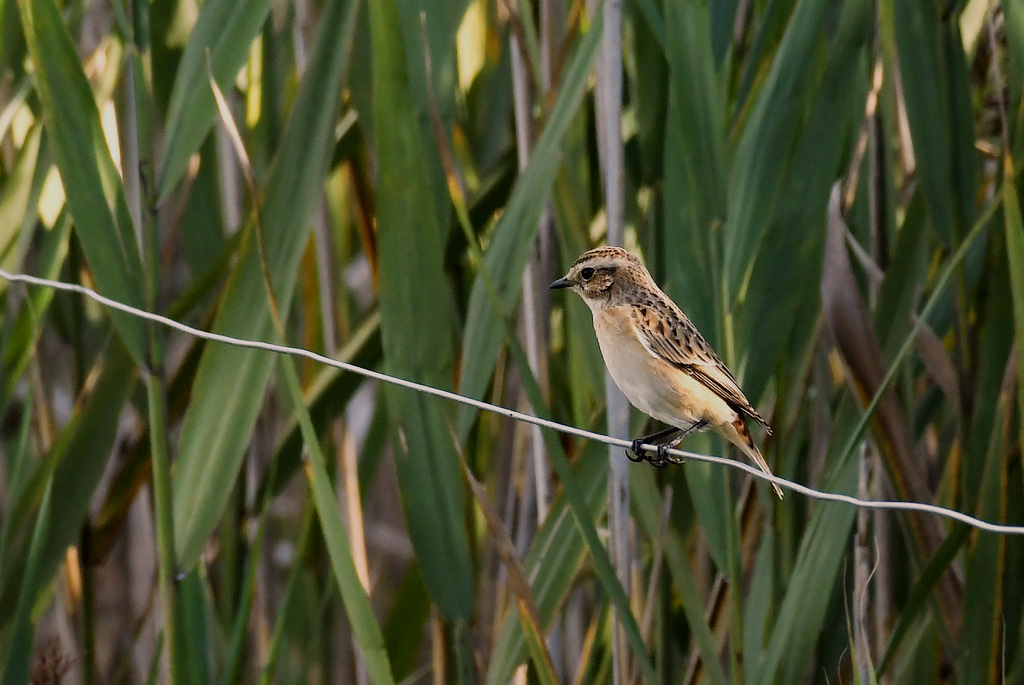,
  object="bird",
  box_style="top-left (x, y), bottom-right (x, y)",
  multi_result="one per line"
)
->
top-left (550, 245), bottom-right (784, 499)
